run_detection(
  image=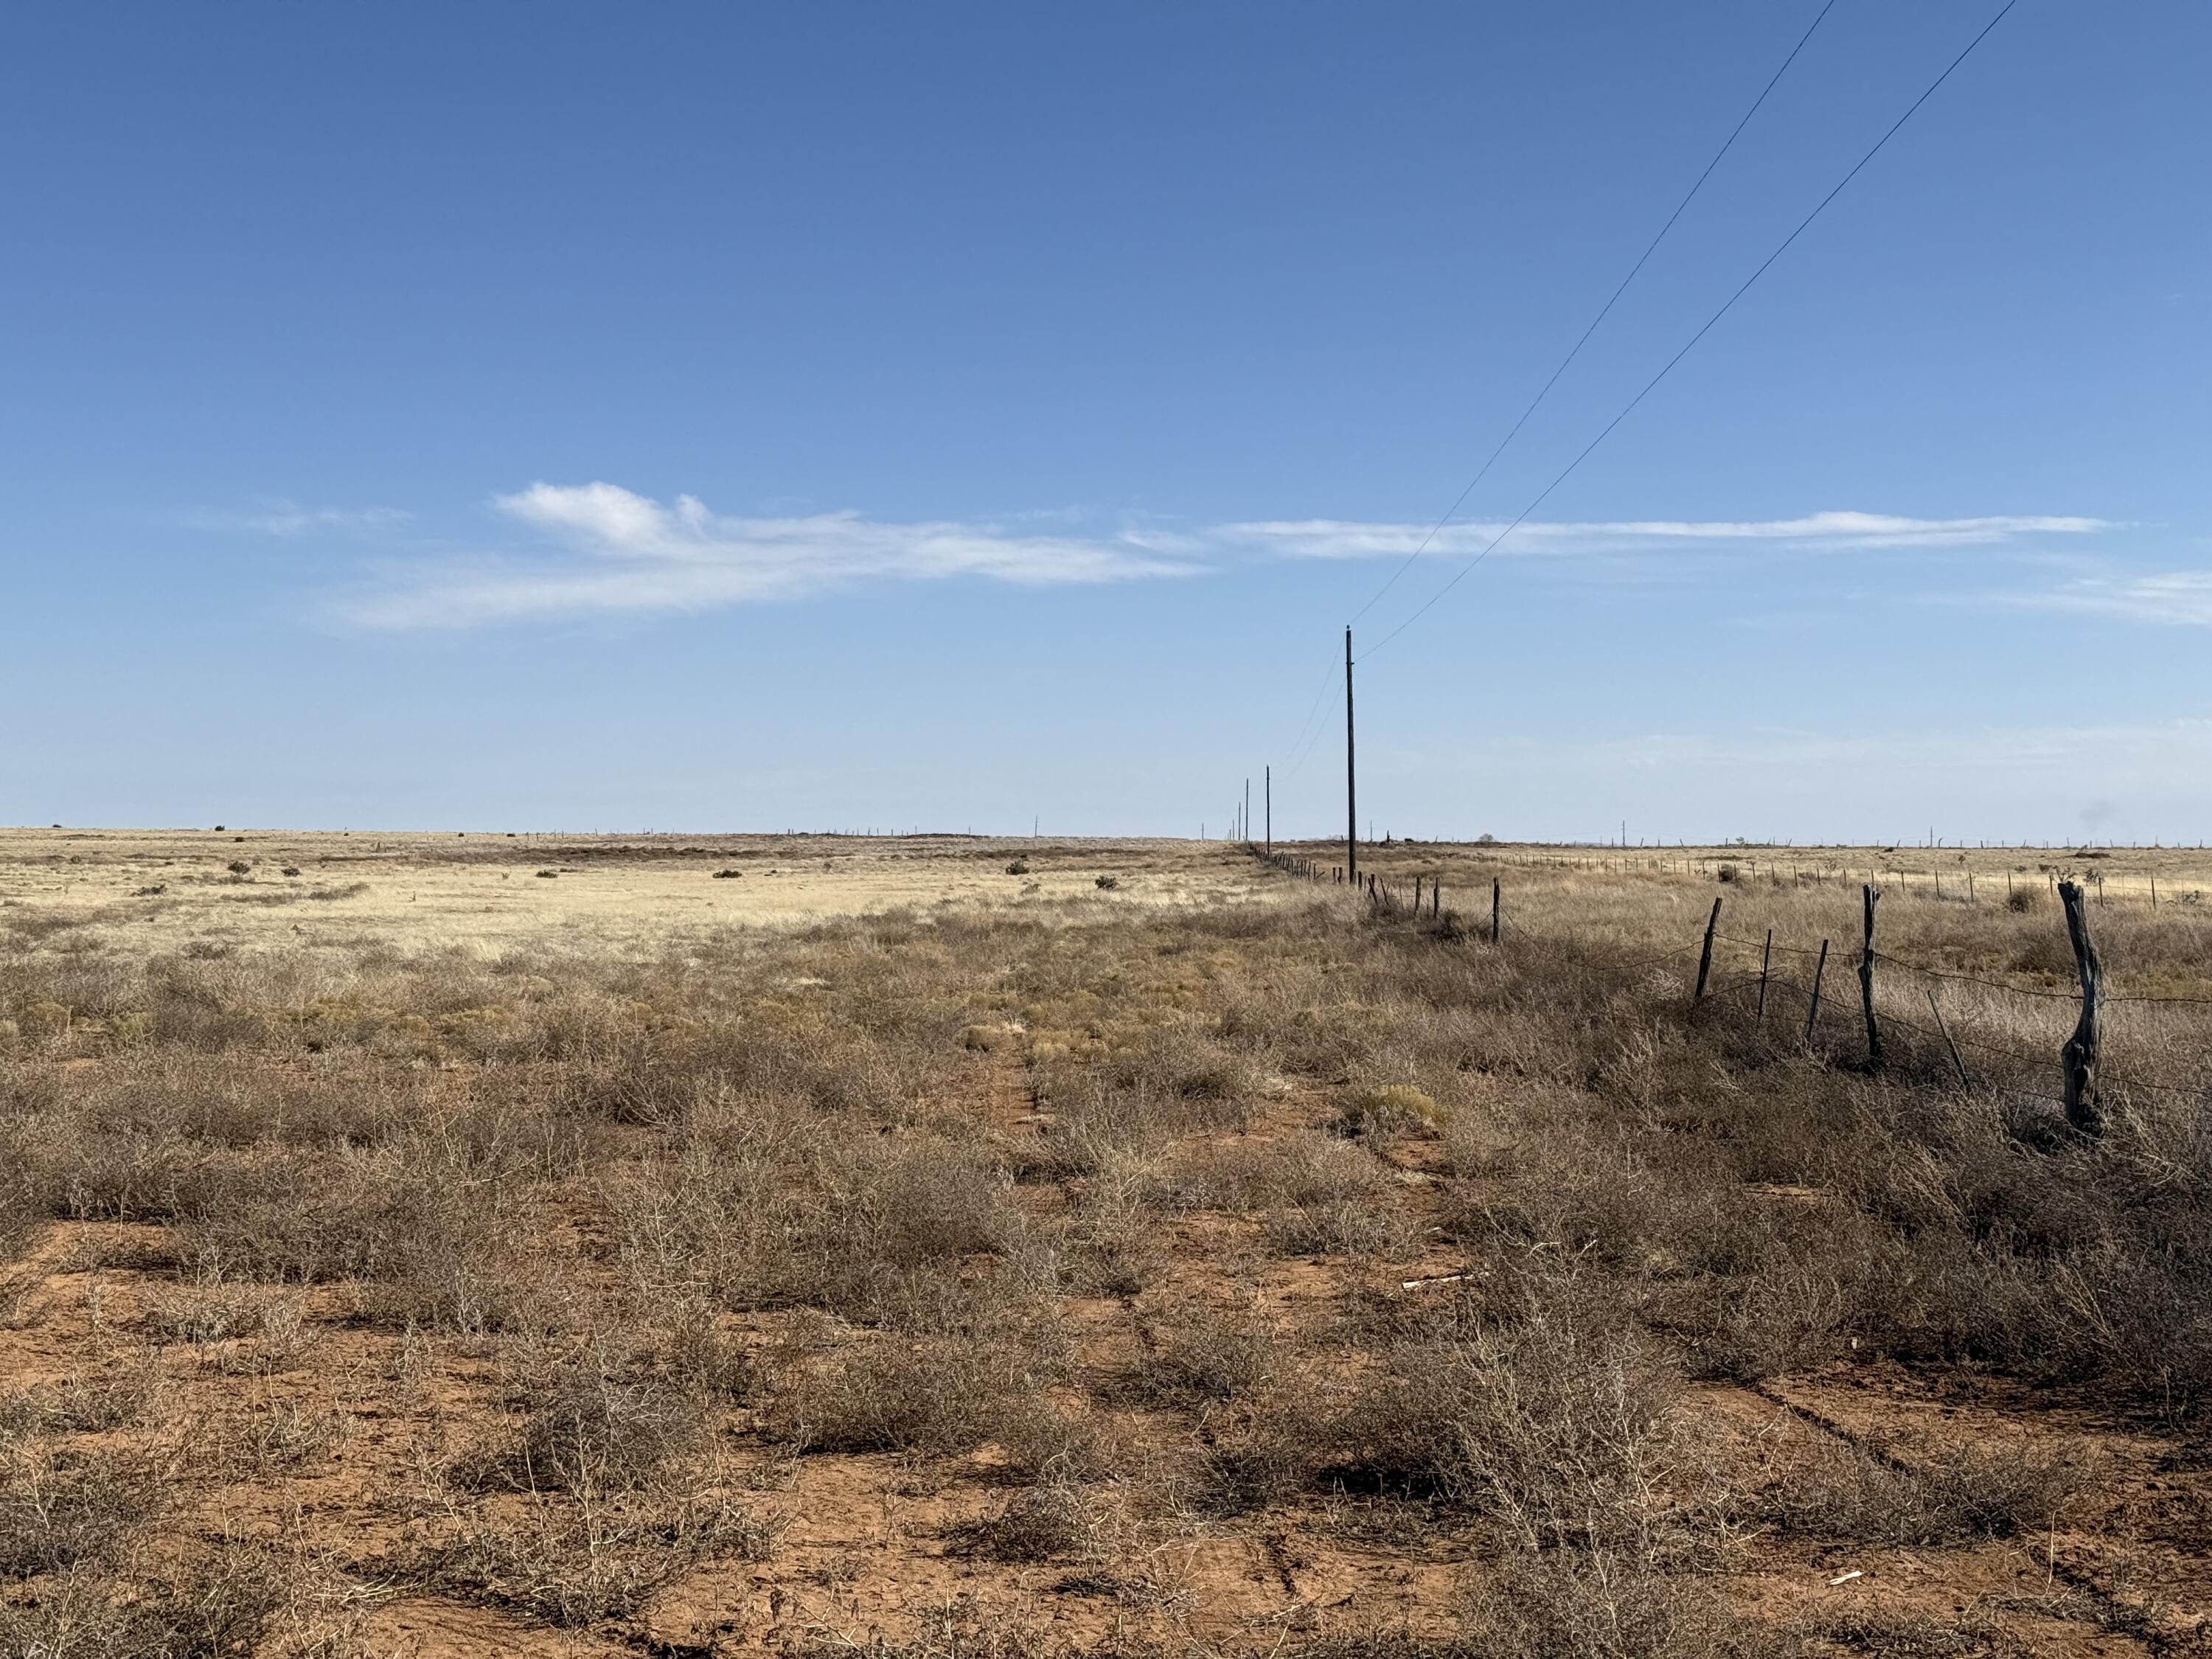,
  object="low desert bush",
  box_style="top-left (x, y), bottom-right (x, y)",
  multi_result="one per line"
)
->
top-left (1338, 1082), bottom-right (1441, 1139)
top-left (771, 1332), bottom-right (1046, 1458)
top-left (1332, 1270), bottom-right (1684, 1552)
top-left (1759, 1433), bottom-right (2079, 1545)
top-left (425, 1486), bottom-right (777, 1627)
top-left (946, 1481), bottom-right (1105, 1562)
top-left (1117, 1307), bottom-right (1281, 1408)
top-left (0, 1439), bottom-right (157, 1579)
top-left (484, 1360), bottom-right (706, 1495)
